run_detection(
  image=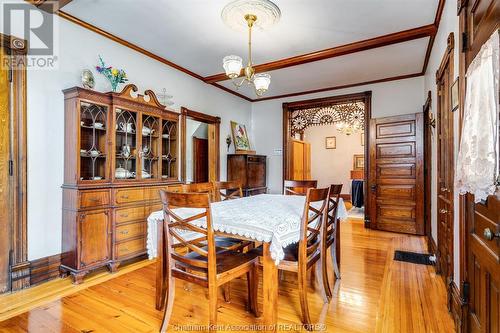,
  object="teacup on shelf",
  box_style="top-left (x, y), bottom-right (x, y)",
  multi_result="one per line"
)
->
top-left (162, 134), bottom-right (170, 139)
top-left (92, 176), bottom-right (103, 180)
top-left (142, 127), bottom-right (153, 135)
top-left (94, 122), bottom-right (104, 129)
